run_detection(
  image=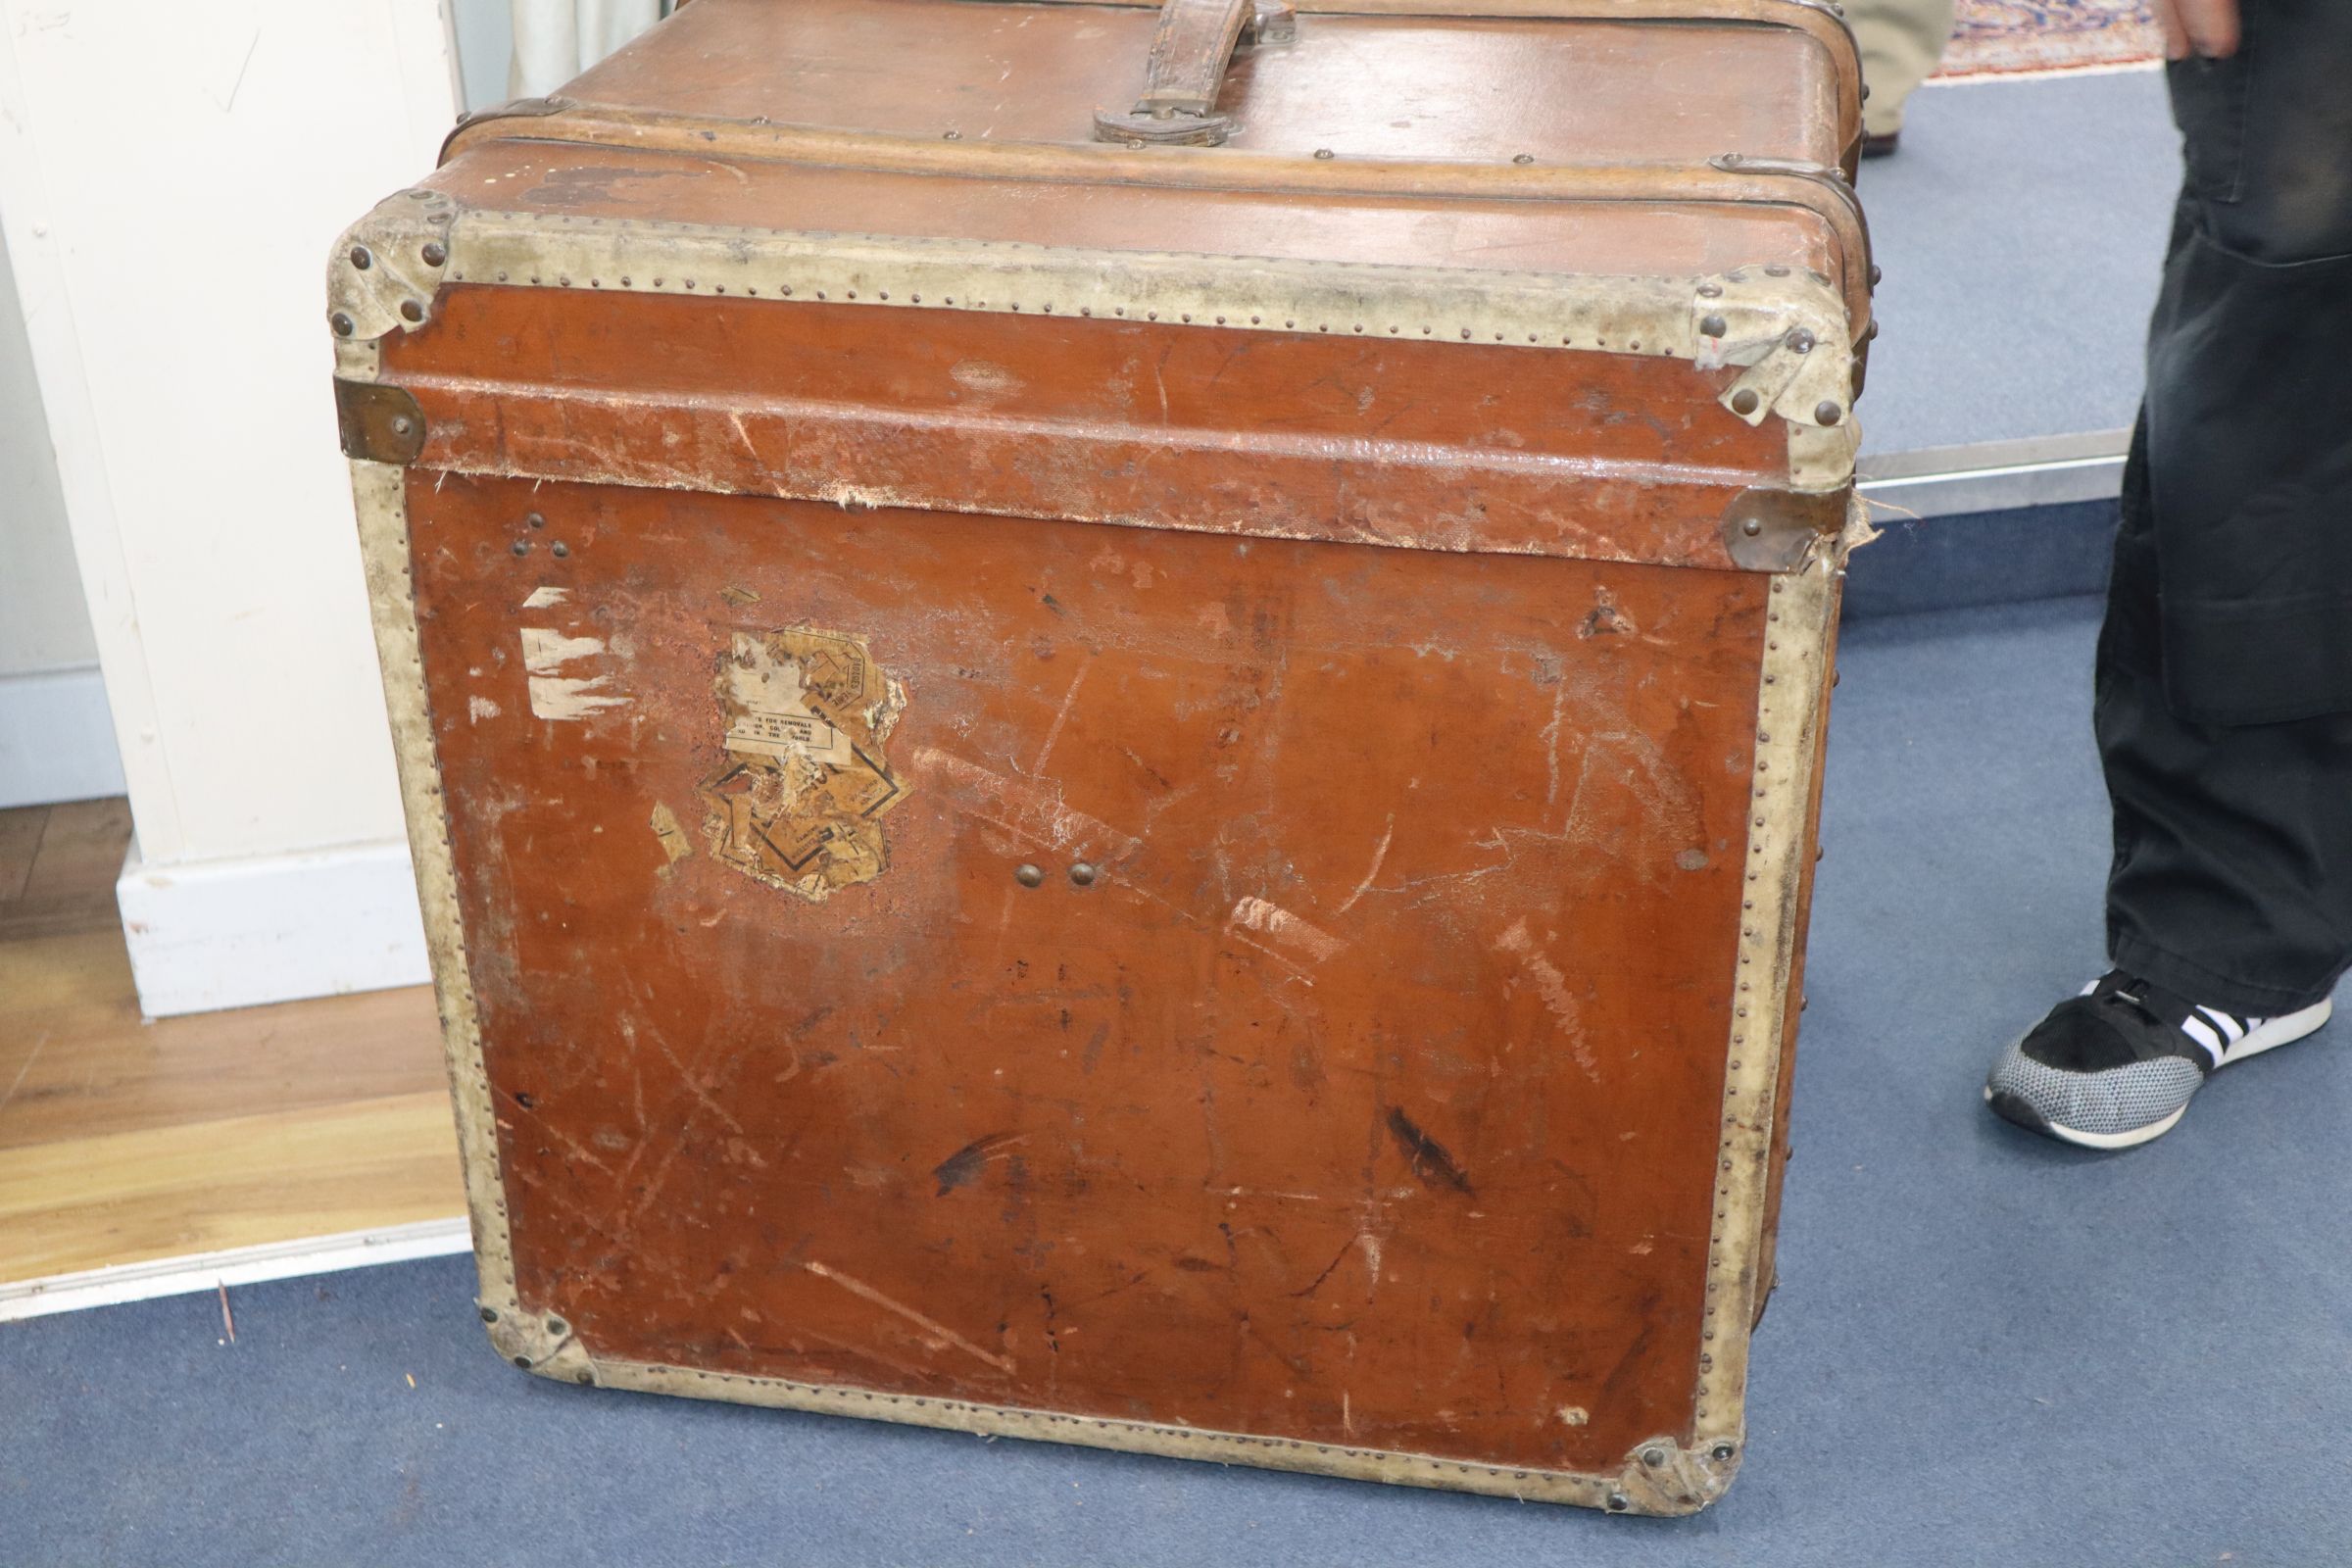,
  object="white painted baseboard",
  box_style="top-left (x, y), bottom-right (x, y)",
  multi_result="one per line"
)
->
top-left (118, 837), bottom-right (431, 1017)
top-left (0, 1217), bottom-right (471, 1323)
top-left (0, 663), bottom-right (126, 808)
